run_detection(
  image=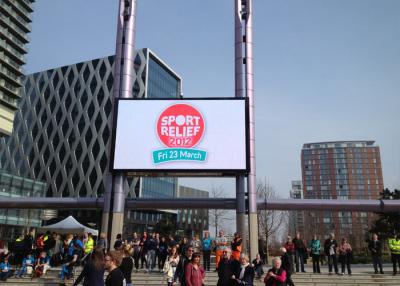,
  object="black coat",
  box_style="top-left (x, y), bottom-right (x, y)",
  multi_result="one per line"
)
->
top-left (368, 240), bottom-right (382, 256)
top-left (324, 239), bottom-right (338, 256)
top-left (280, 253), bottom-right (292, 275)
top-left (217, 258), bottom-right (241, 286)
top-left (73, 261), bottom-right (105, 286)
top-left (235, 265), bottom-right (255, 286)
top-left (174, 254), bottom-right (190, 286)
